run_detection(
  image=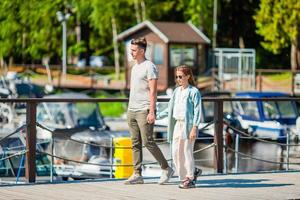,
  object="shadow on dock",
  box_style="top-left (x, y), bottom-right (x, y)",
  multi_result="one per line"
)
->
top-left (197, 178), bottom-right (293, 188)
